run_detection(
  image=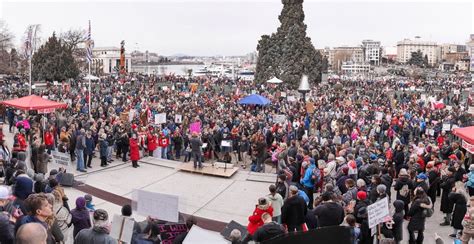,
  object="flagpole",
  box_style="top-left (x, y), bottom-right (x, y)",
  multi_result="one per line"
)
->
top-left (29, 58), bottom-right (32, 95)
top-left (88, 62), bottom-right (91, 118)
